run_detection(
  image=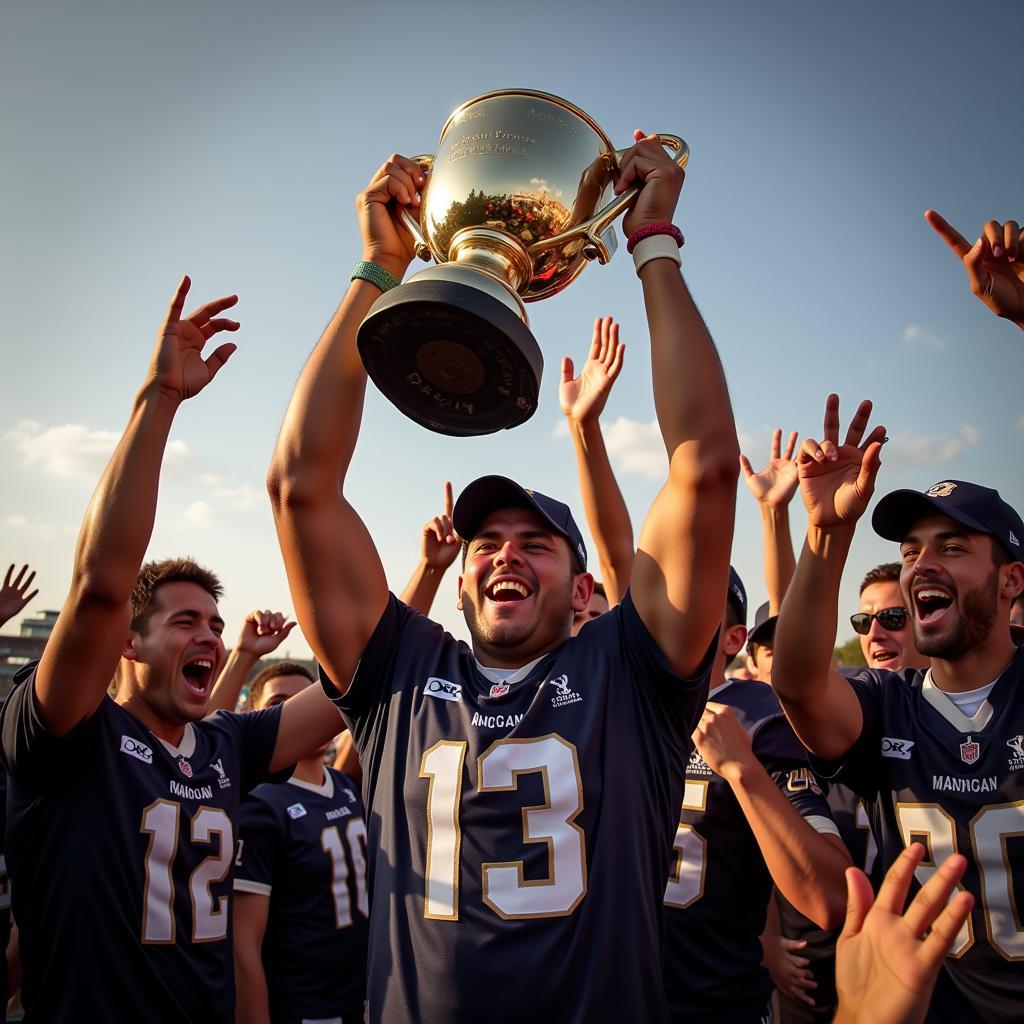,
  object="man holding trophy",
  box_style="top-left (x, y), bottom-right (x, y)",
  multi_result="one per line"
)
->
top-left (268, 91), bottom-right (739, 1022)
